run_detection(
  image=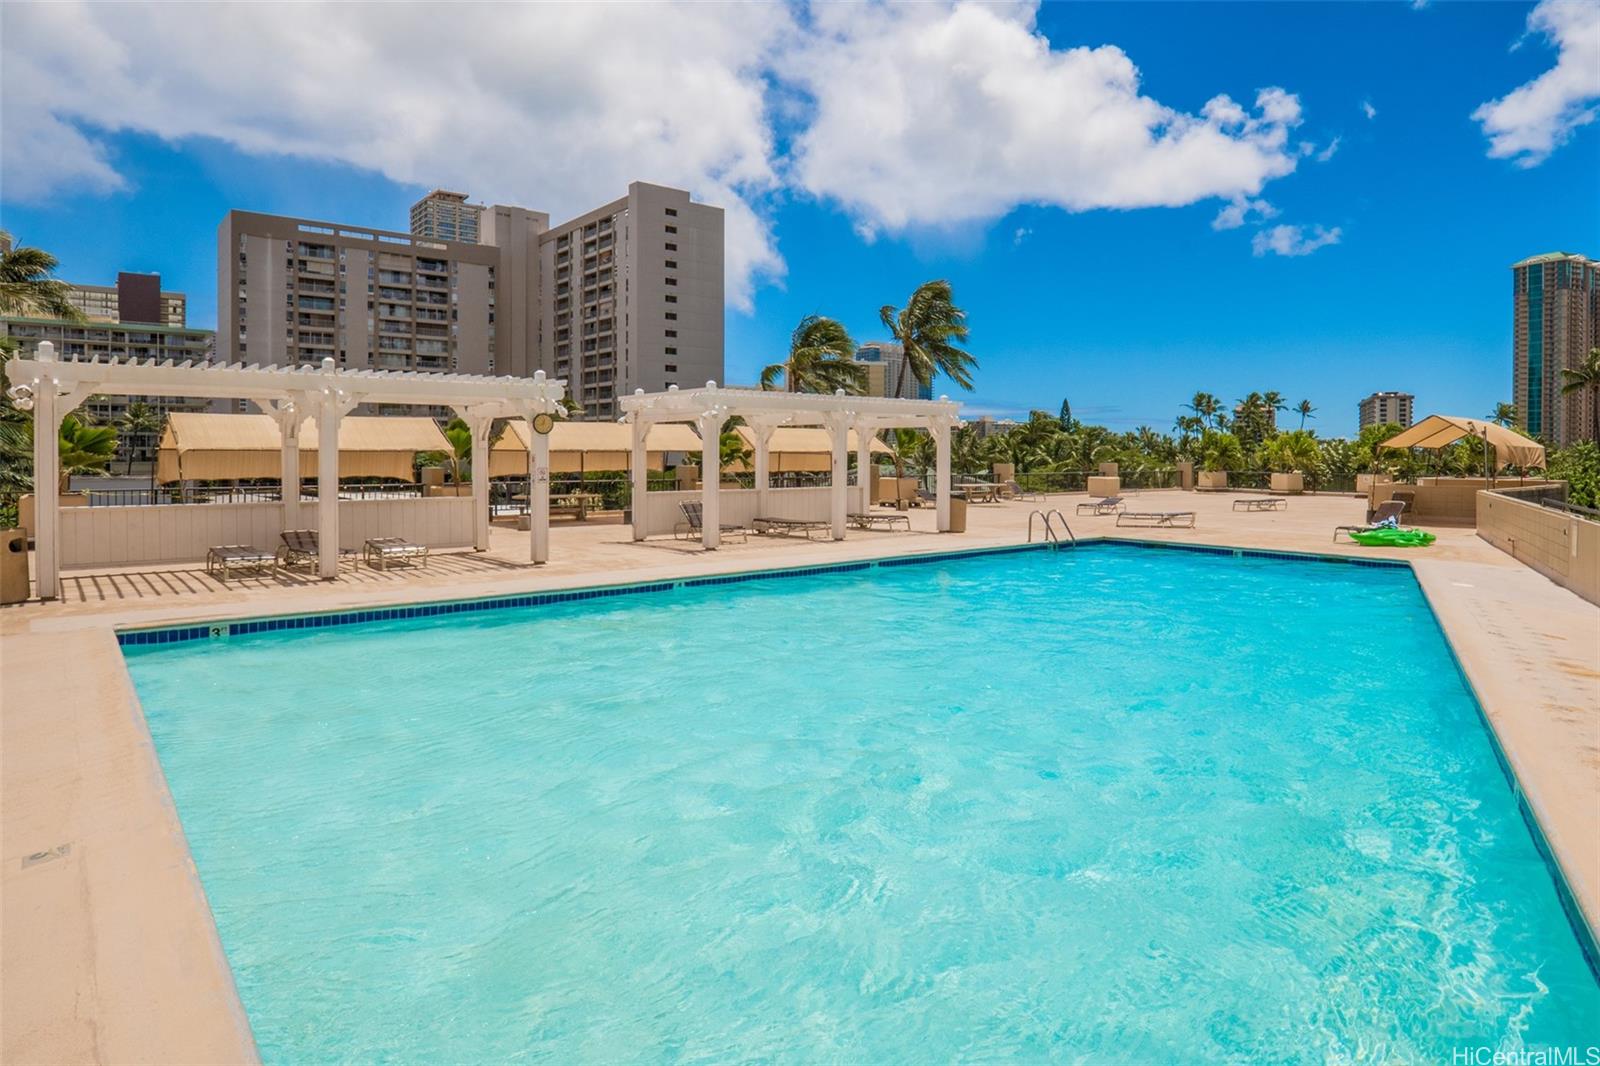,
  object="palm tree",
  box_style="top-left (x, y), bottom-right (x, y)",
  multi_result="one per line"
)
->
top-left (1263, 390), bottom-right (1288, 426)
top-left (883, 426), bottom-right (925, 488)
top-left (1294, 399), bottom-right (1316, 430)
top-left (1486, 402), bottom-right (1517, 427)
top-left (1559, 347), bottom-right (1600, 443)
top-left (417, 418), bottom-right (475, 484)
top-left (759, 315), bottom-right (862, 394)
top-left (1185, 392), bottom-right (1221, 429)
top-left (57, 415), bottom-right (118, 492)
top-left (880, 280), bottom-right (976, 397)
top-left (0, 232), bottom-right (83, 322)
top-left (115, 402), bottom-right (162, 474)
